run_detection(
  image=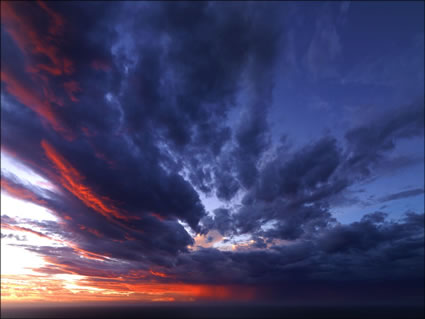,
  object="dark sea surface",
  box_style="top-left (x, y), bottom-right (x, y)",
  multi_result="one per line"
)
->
top-left (1, 304), bottom-right (424, 319)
